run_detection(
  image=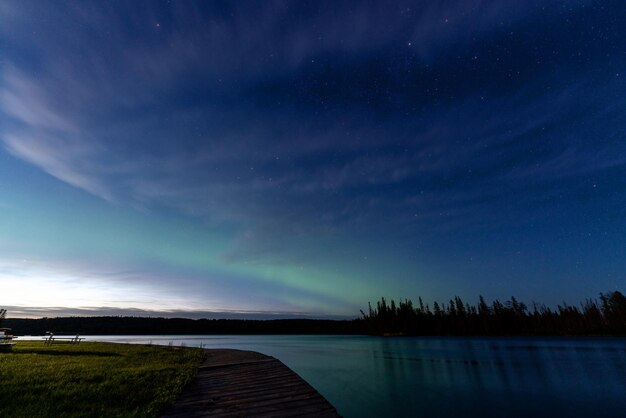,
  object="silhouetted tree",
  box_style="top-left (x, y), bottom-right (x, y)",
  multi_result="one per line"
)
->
top-left (361, 291), bottom-right (626, 336)
top-left (600, 291), bottom-right (626, 332)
